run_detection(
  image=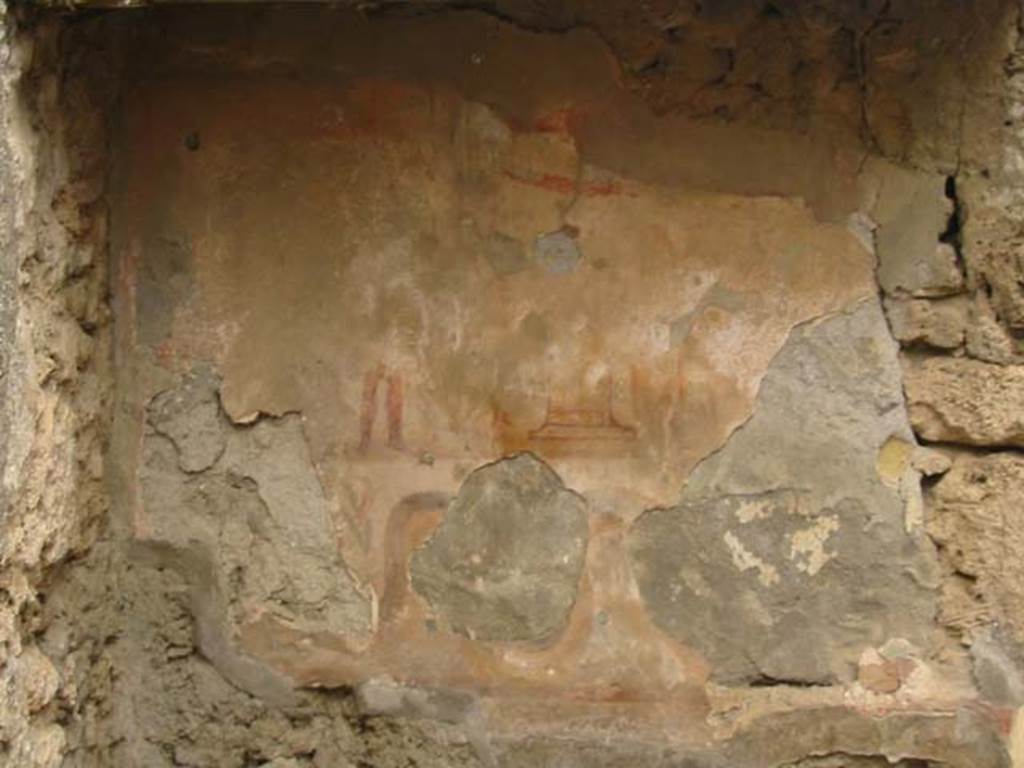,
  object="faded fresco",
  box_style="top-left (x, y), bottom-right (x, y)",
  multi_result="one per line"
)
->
top-left (10, 0), bottom-right (1024, 763)
top-left (110, 14), bottom-right (928, 714)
